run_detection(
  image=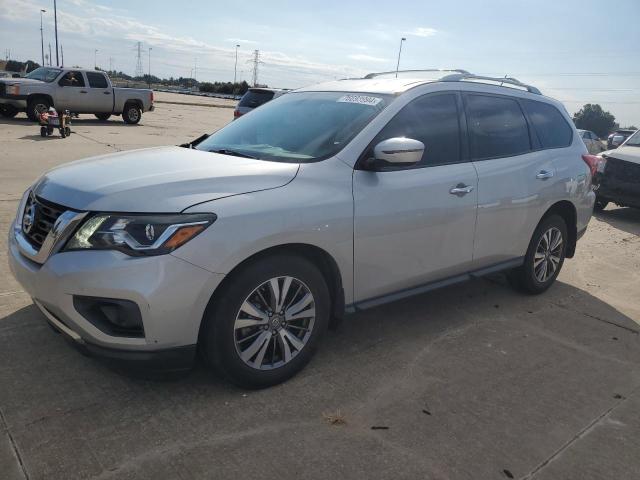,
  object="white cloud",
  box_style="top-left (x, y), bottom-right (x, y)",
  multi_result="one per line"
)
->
top-left (348, 54), bottom-right (388, 63)
top-left (405, 27), bottom-right (438, 37)
top-left (225, 38), bottom-right (258, 45)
